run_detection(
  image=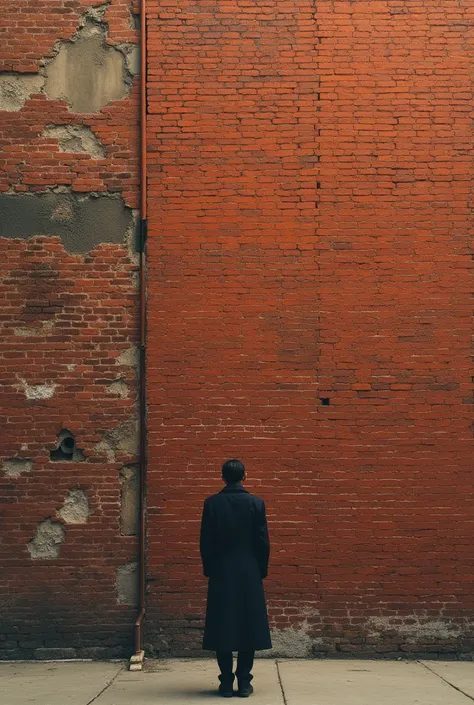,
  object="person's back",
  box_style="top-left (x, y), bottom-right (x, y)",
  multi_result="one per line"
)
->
top-left (200, 459), bottom-right (271, 698)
